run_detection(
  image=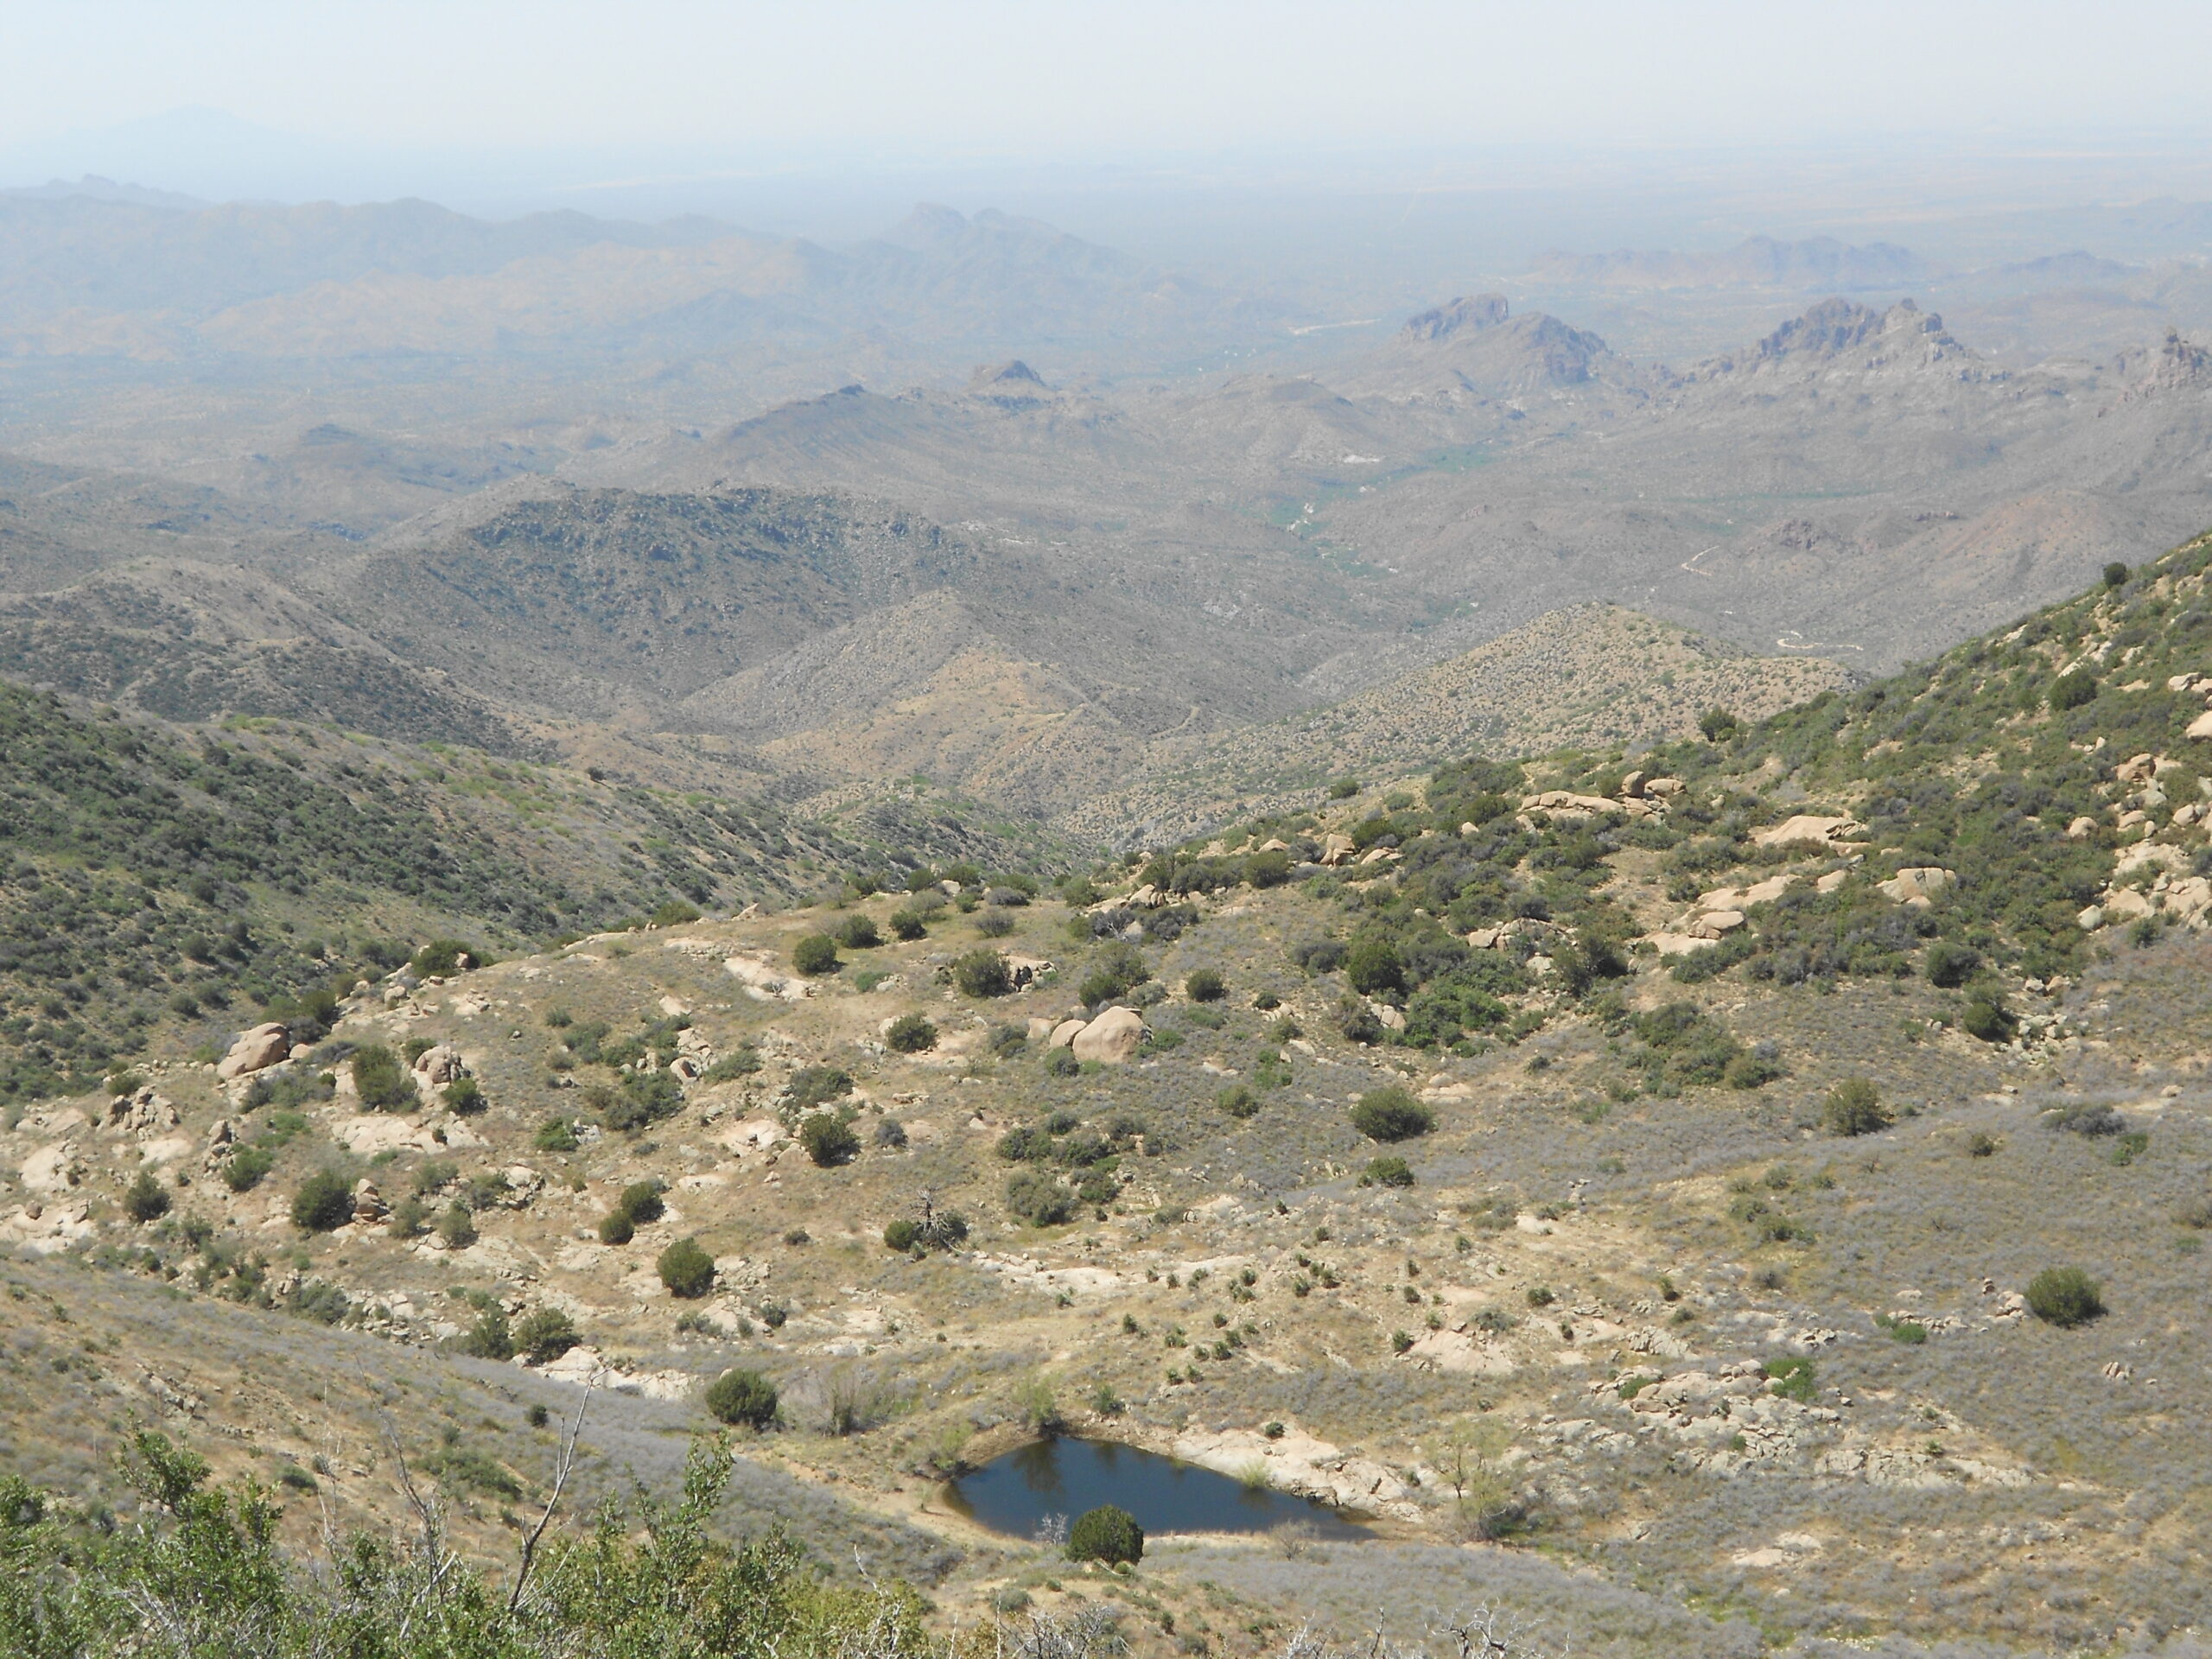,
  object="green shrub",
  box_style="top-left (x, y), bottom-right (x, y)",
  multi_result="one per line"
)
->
top-left (799, 1115), bottom-right (860, 1166)
top-left (2025, 1266), bottom-right (2105, 1327)
top-left (883, 1218), bottom-right (921, 1252)
top-left (836, 914), bottom-right (881, 950)
top-left (658, 1236), bottom-right (717, 1298)
top-left (1763, 1356), bottom-right (1816, 1402)
top-left (1185, 968), bottom-right (1225, 1003)
top-left (618, 1180), bottom-right (665, 1224)
top-left (1961, 996), bottom-right (2018, 1044)
top-left (1363, 1155), bottom-right (1414, 1188)
top-left (889, 908), bottom-right (929, 940)
top-left (702, 1046), bottom-right (762, 1083)
top-left (651, 899), bottom-right (702, 927)
top-left (792, 935), bottom-right (840, 976)
top-left (706, 1368), bottom-right (779, 1428)
top-left (351, 1044), bottom-right (415, 1112)
top-left (123, 1170), bottom-right (172, 1223)
top-left (1351, 1085), bottom-right (1433, 1142)
top-left (409, 939), bottom-right (486, 978)
top-left (1007, 1169), bottom-right (1076, 1227)
top-left (1924, 940), bottom-right (1980, 988)
top-left (438, 1202), bottom-right (477, 1249)
top-left (1065, 1503), bottom-right (1144, 1564)
top-left (2103, 560), bottom-right (2129, 588)
top-left (597, 1209), bottom-right (635, 1245)
top-left (1699, 708), bottom-right (1742, 742)
top-left (2049, 671), bottom-right (2098, 711)
top-left (533, 1116), bottom-right (578, 1152)
top-left (459, 1306), bottom-right (513, 1360)
top-left (1328, 778), bottom-right (1360, 799)
top-left (1723, 1050), bottom-right (1785, 1090)
top-left (515, 1309), bottom-right (579, 1362)
top-left (1245, 849), bottom-right (1292, 888)
top-left (975, 909), bottom-right (1015, 938)
top-left (599, 1071), bottom-right (683, 1132)
top-left (1217, 1084), bottom-right (1260, 1120)
top-left (954, 949), bottom-right (1013, 997)
top-left (290, 1170), bottom-right (353, 1233)
top-left (1345, 940), bottom-right (1406, 996)
top-left (1824, 1077), bottom-right (1891, 1136)
top-left (442, 1076), bottom-right (484, 1115)
top-left (787, 1065), bottom-right (853, 1109)
top-left (223, 1141), bottom-right (276, 1192)
top-left (886, 1014), bottom-right (938, 1053)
